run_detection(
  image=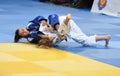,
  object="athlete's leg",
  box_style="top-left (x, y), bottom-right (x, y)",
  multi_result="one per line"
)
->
top-left (96, 35), bottom-right (111, 46)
